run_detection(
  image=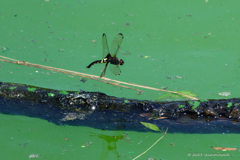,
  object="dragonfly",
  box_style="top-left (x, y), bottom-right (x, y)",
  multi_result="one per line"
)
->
top-left (86, 33), bottom-right (124, 78)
